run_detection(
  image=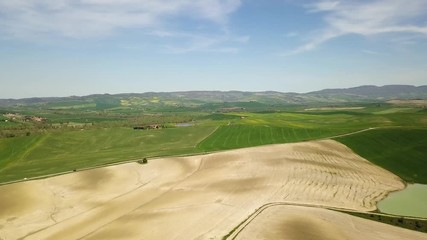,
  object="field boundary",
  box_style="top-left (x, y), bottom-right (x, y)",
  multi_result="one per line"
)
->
top-left (195, 125), bottom-right (220, 150)
top-left (223, 202), bottom-right (427, 239)
top-left (0, 126), bottom-right (408, 186)
top-left (328, 126), bottom-right (411, 139)
top-left (0, 145), bottom-right (222, 186)
top-left (327, 127), bottom-right (377, 139)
